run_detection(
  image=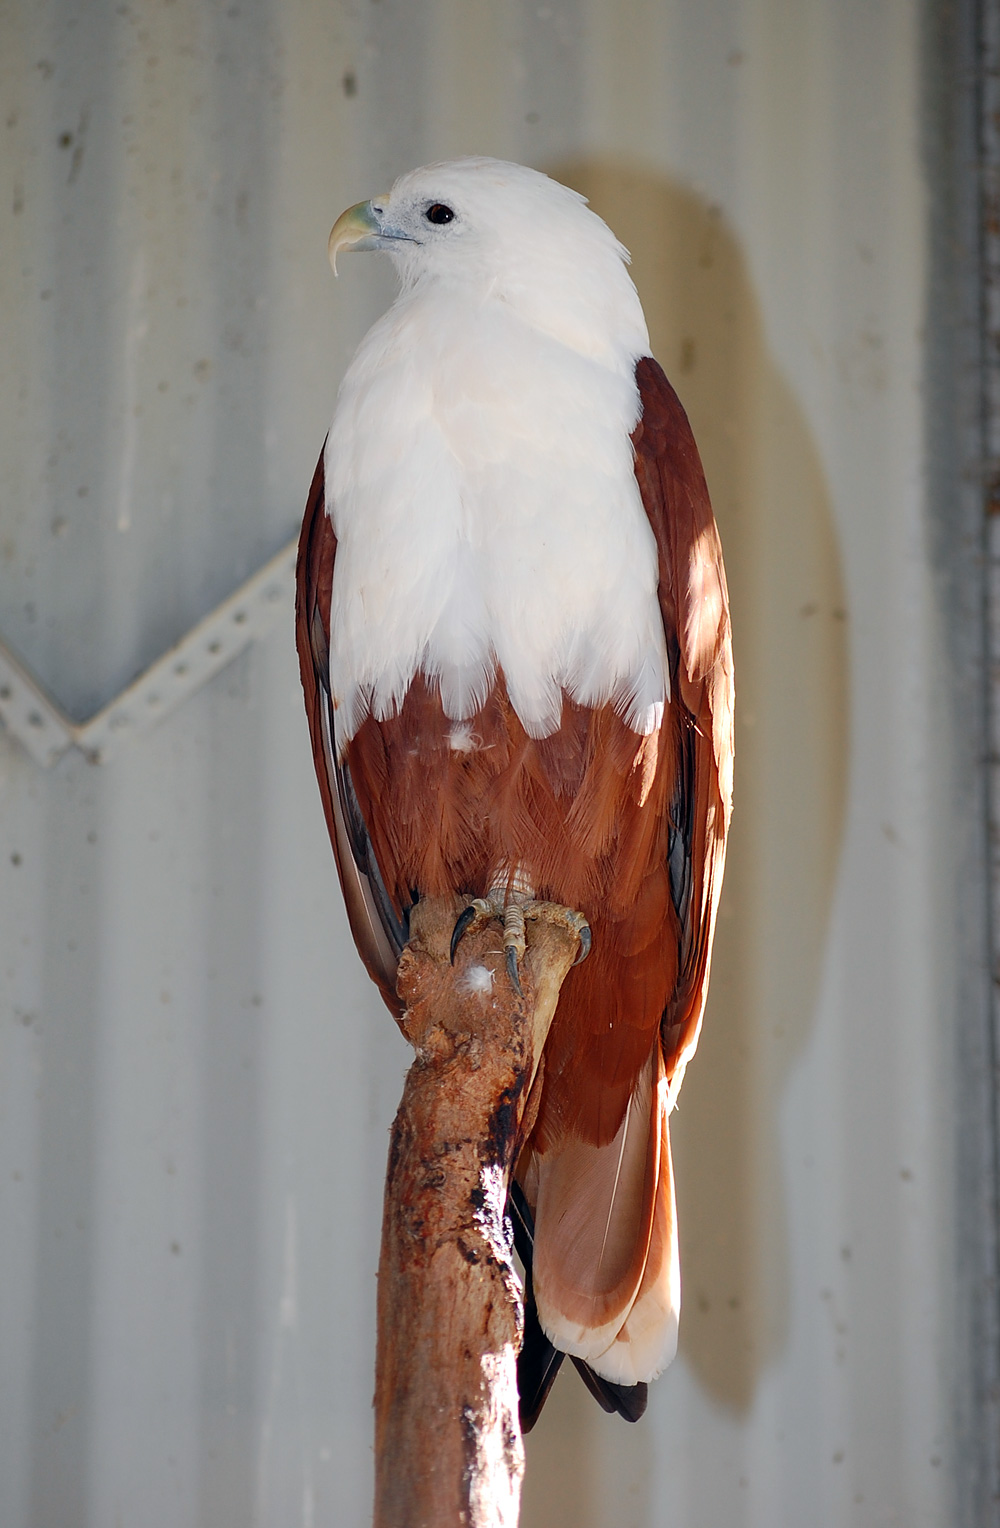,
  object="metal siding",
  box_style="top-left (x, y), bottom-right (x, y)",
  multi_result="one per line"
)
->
top-left (0, 2), bottom-right (987, 1525)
